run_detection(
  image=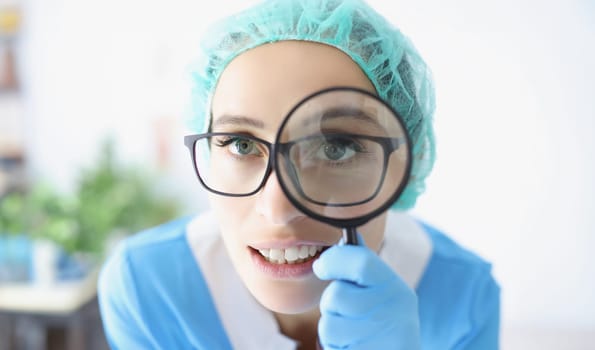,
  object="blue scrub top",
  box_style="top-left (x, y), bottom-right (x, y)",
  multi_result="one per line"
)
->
top-left (98, 214), bottom-right (500, 349)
